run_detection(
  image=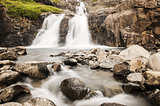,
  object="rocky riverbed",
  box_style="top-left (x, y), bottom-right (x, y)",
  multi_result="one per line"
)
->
top-left (0, 45), bottom-right (159, 106)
